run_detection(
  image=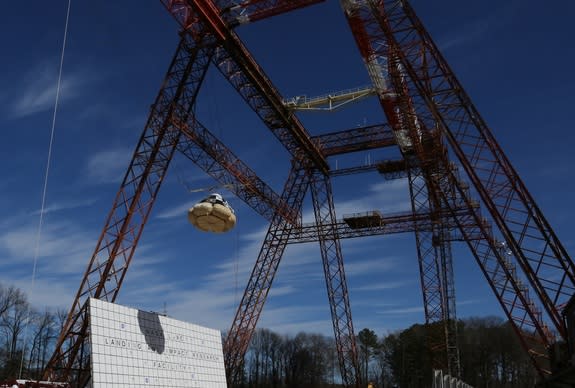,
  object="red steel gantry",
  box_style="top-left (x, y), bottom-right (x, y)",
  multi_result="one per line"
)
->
top-left (42, 1), bottom-right (574, 387)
